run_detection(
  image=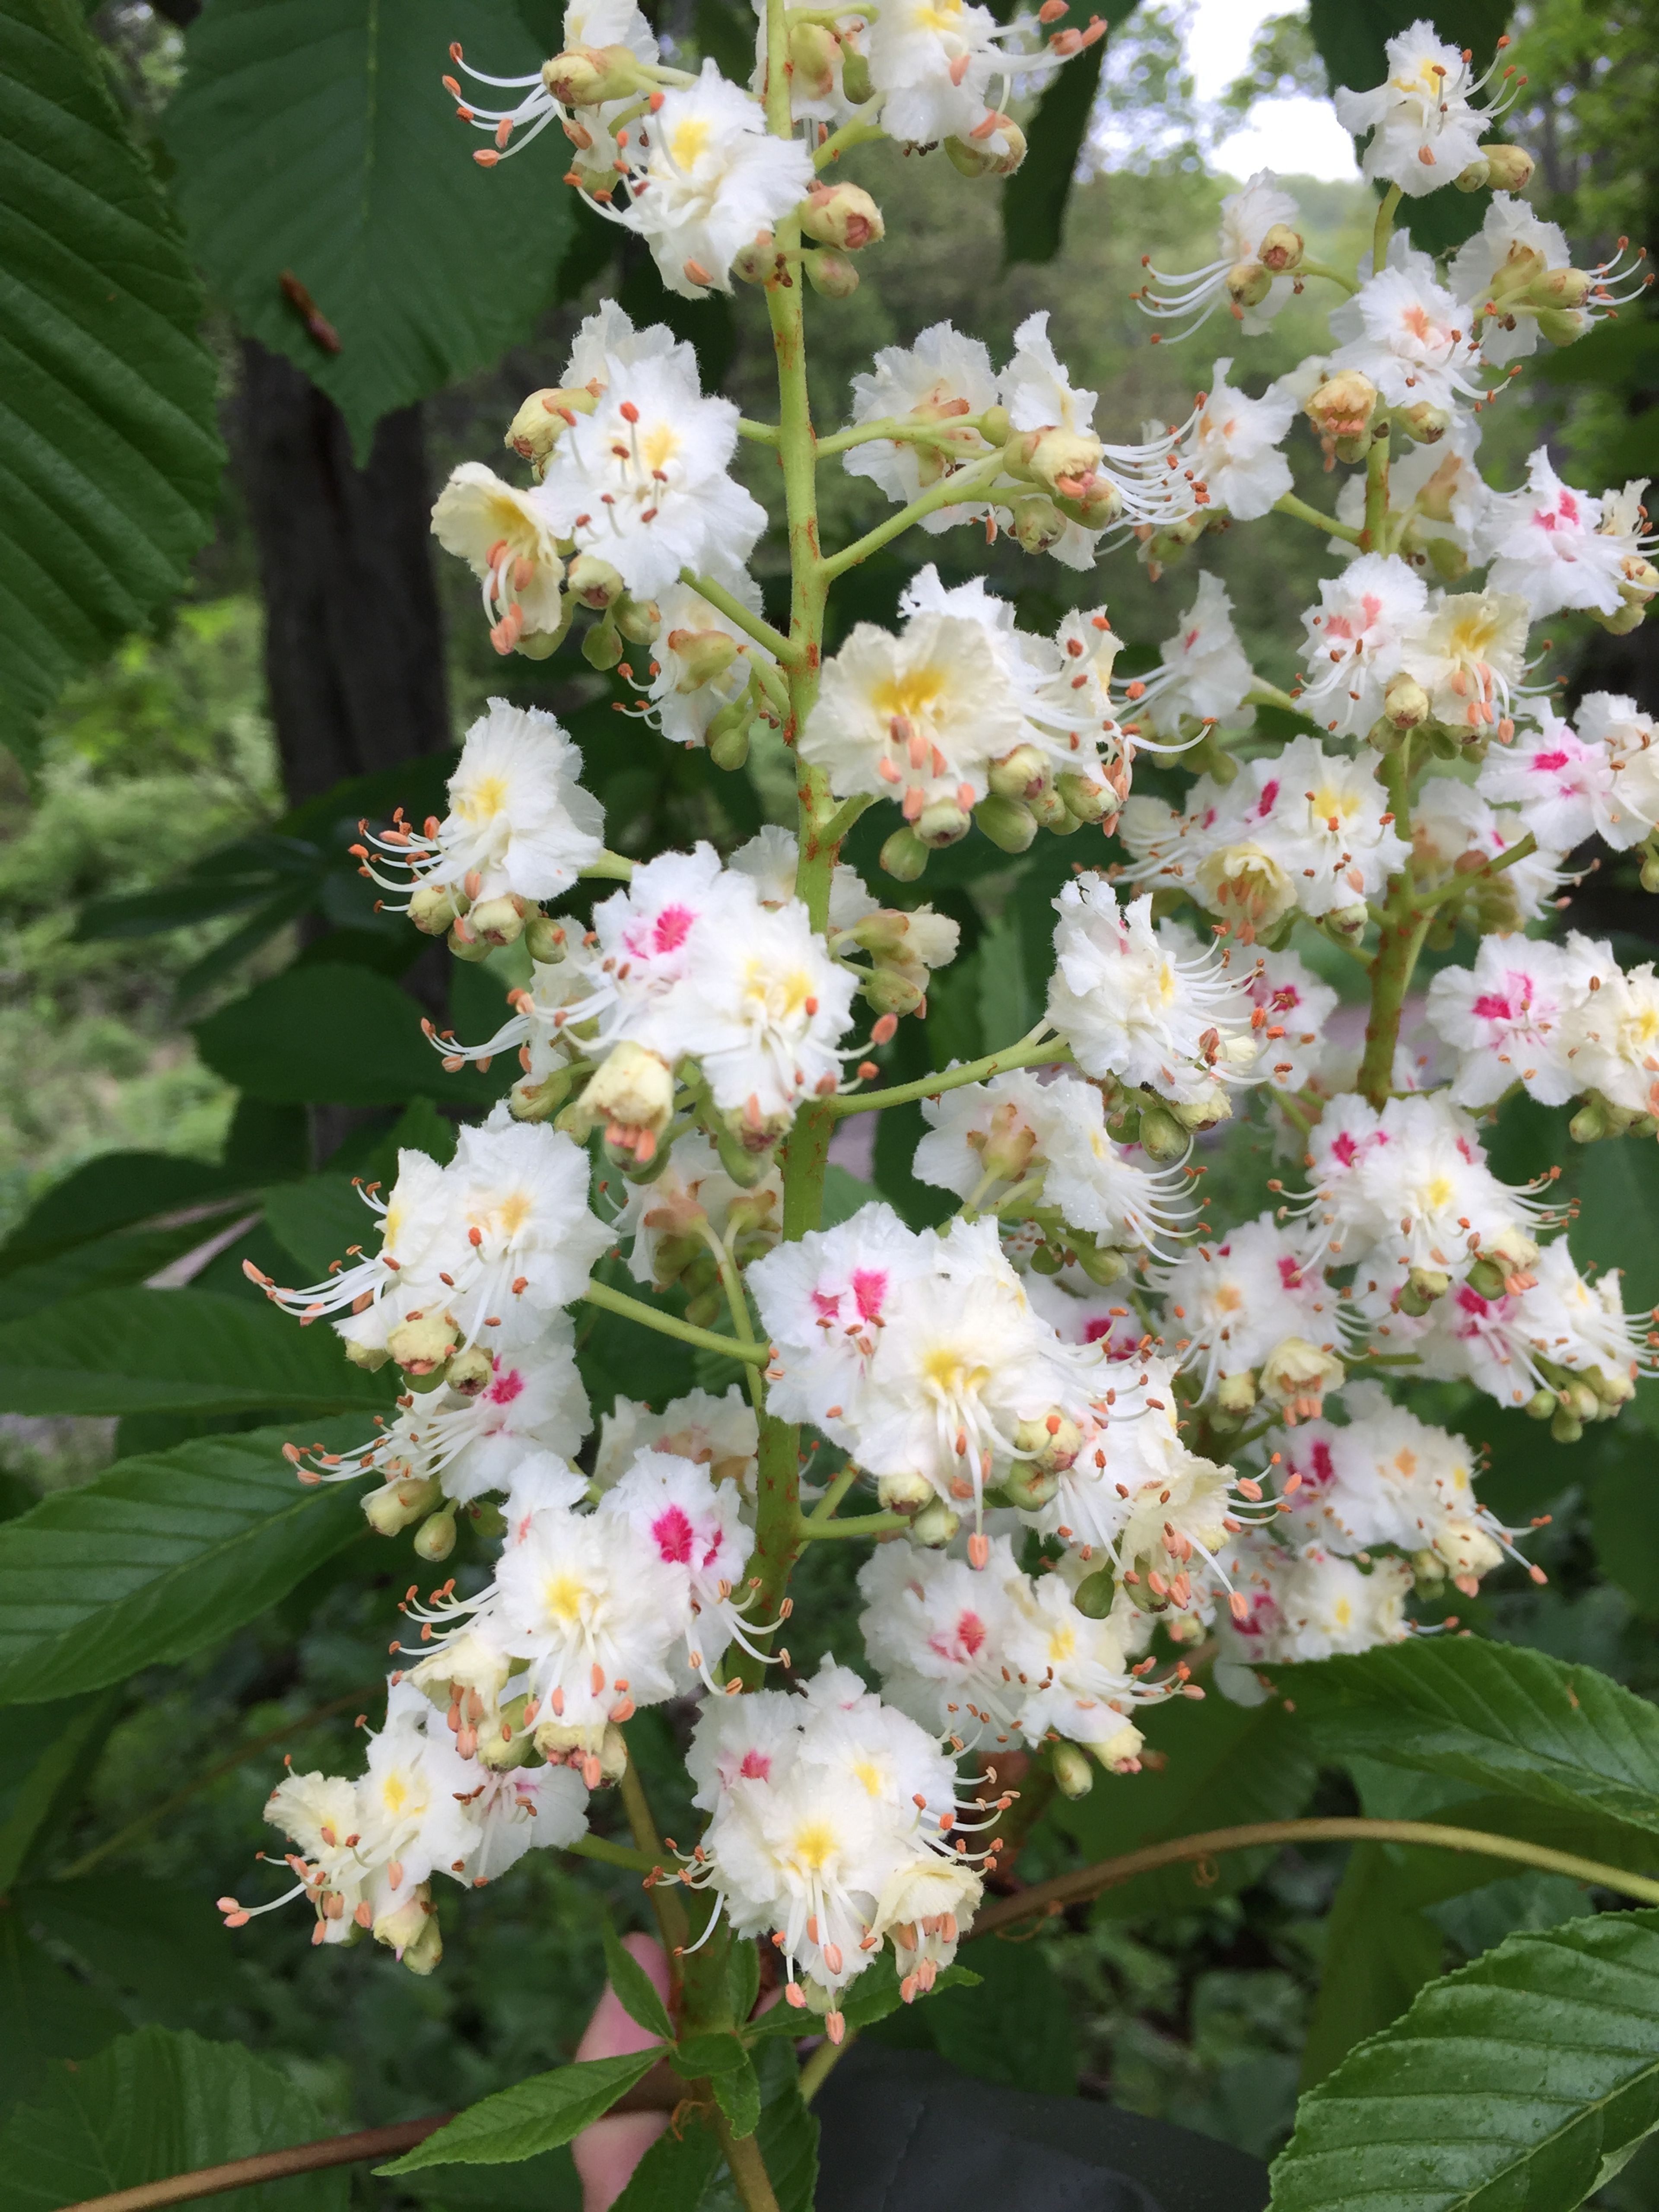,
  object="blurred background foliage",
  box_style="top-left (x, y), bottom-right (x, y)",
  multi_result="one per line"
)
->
top-left (8, 0), bottom-right (1659, 2202)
